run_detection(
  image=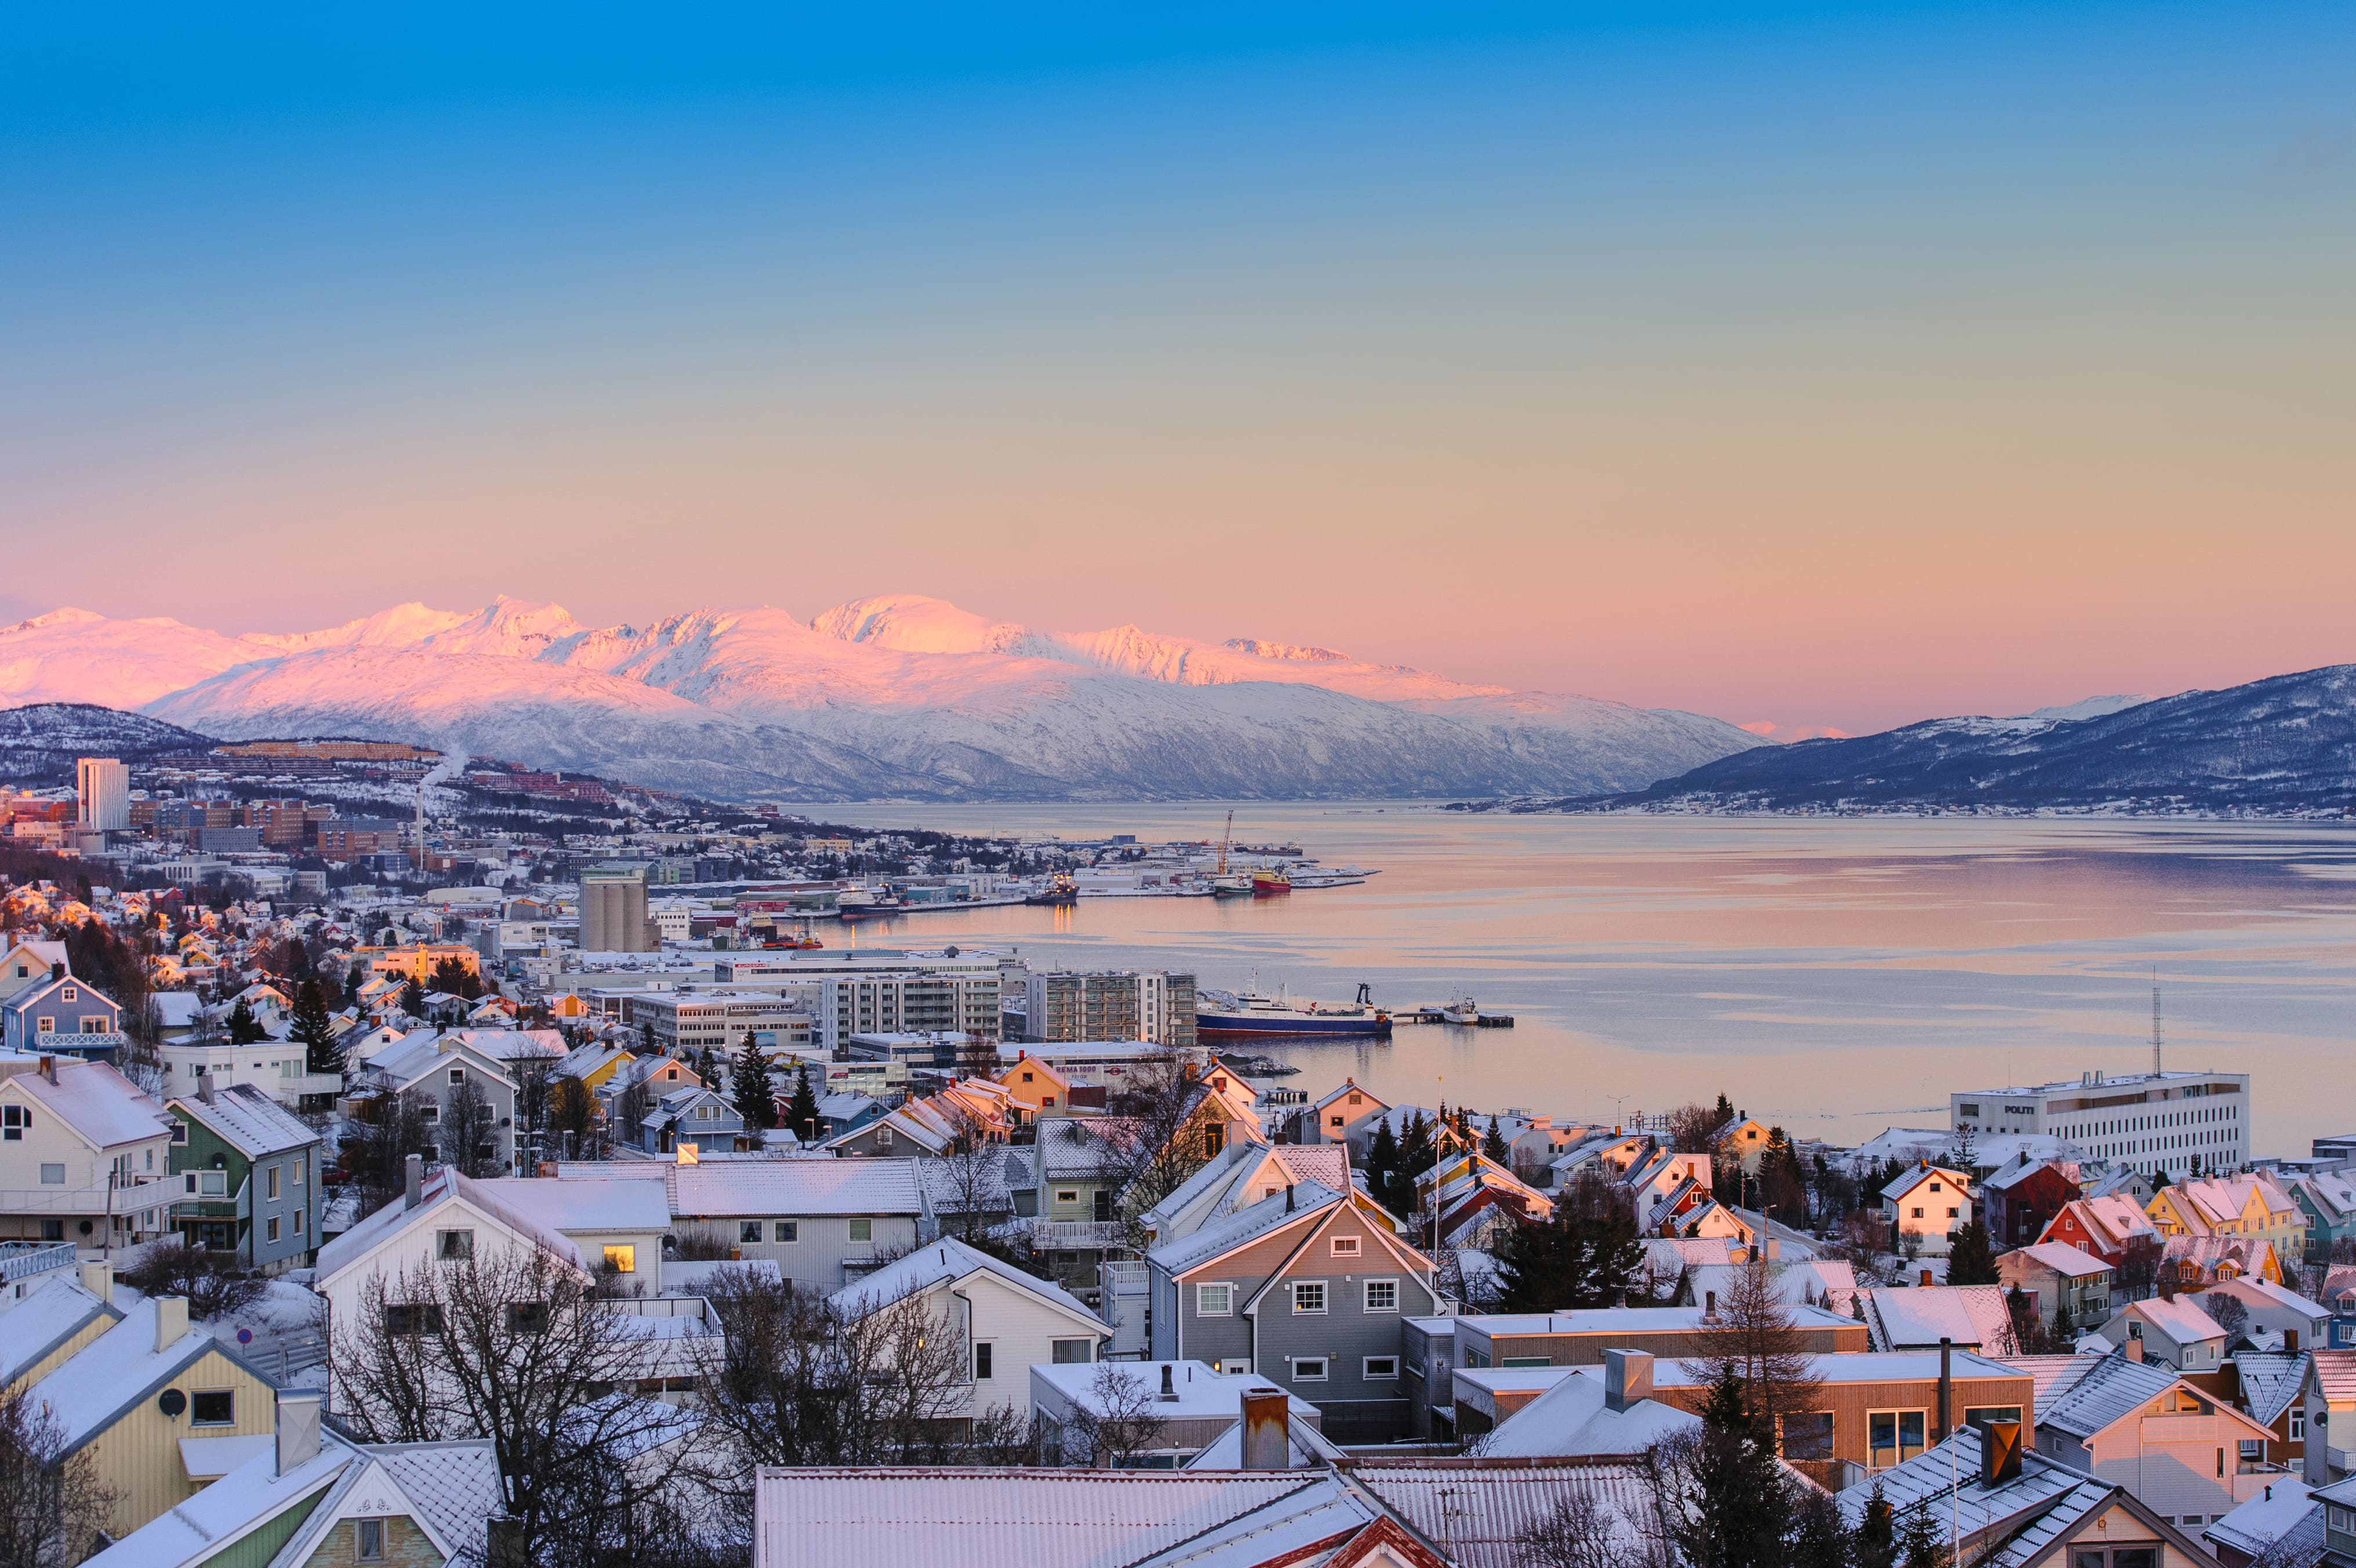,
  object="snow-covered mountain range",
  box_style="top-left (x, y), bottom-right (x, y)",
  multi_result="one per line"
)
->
top-left (0, 596), bottom-right (1764, 802)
